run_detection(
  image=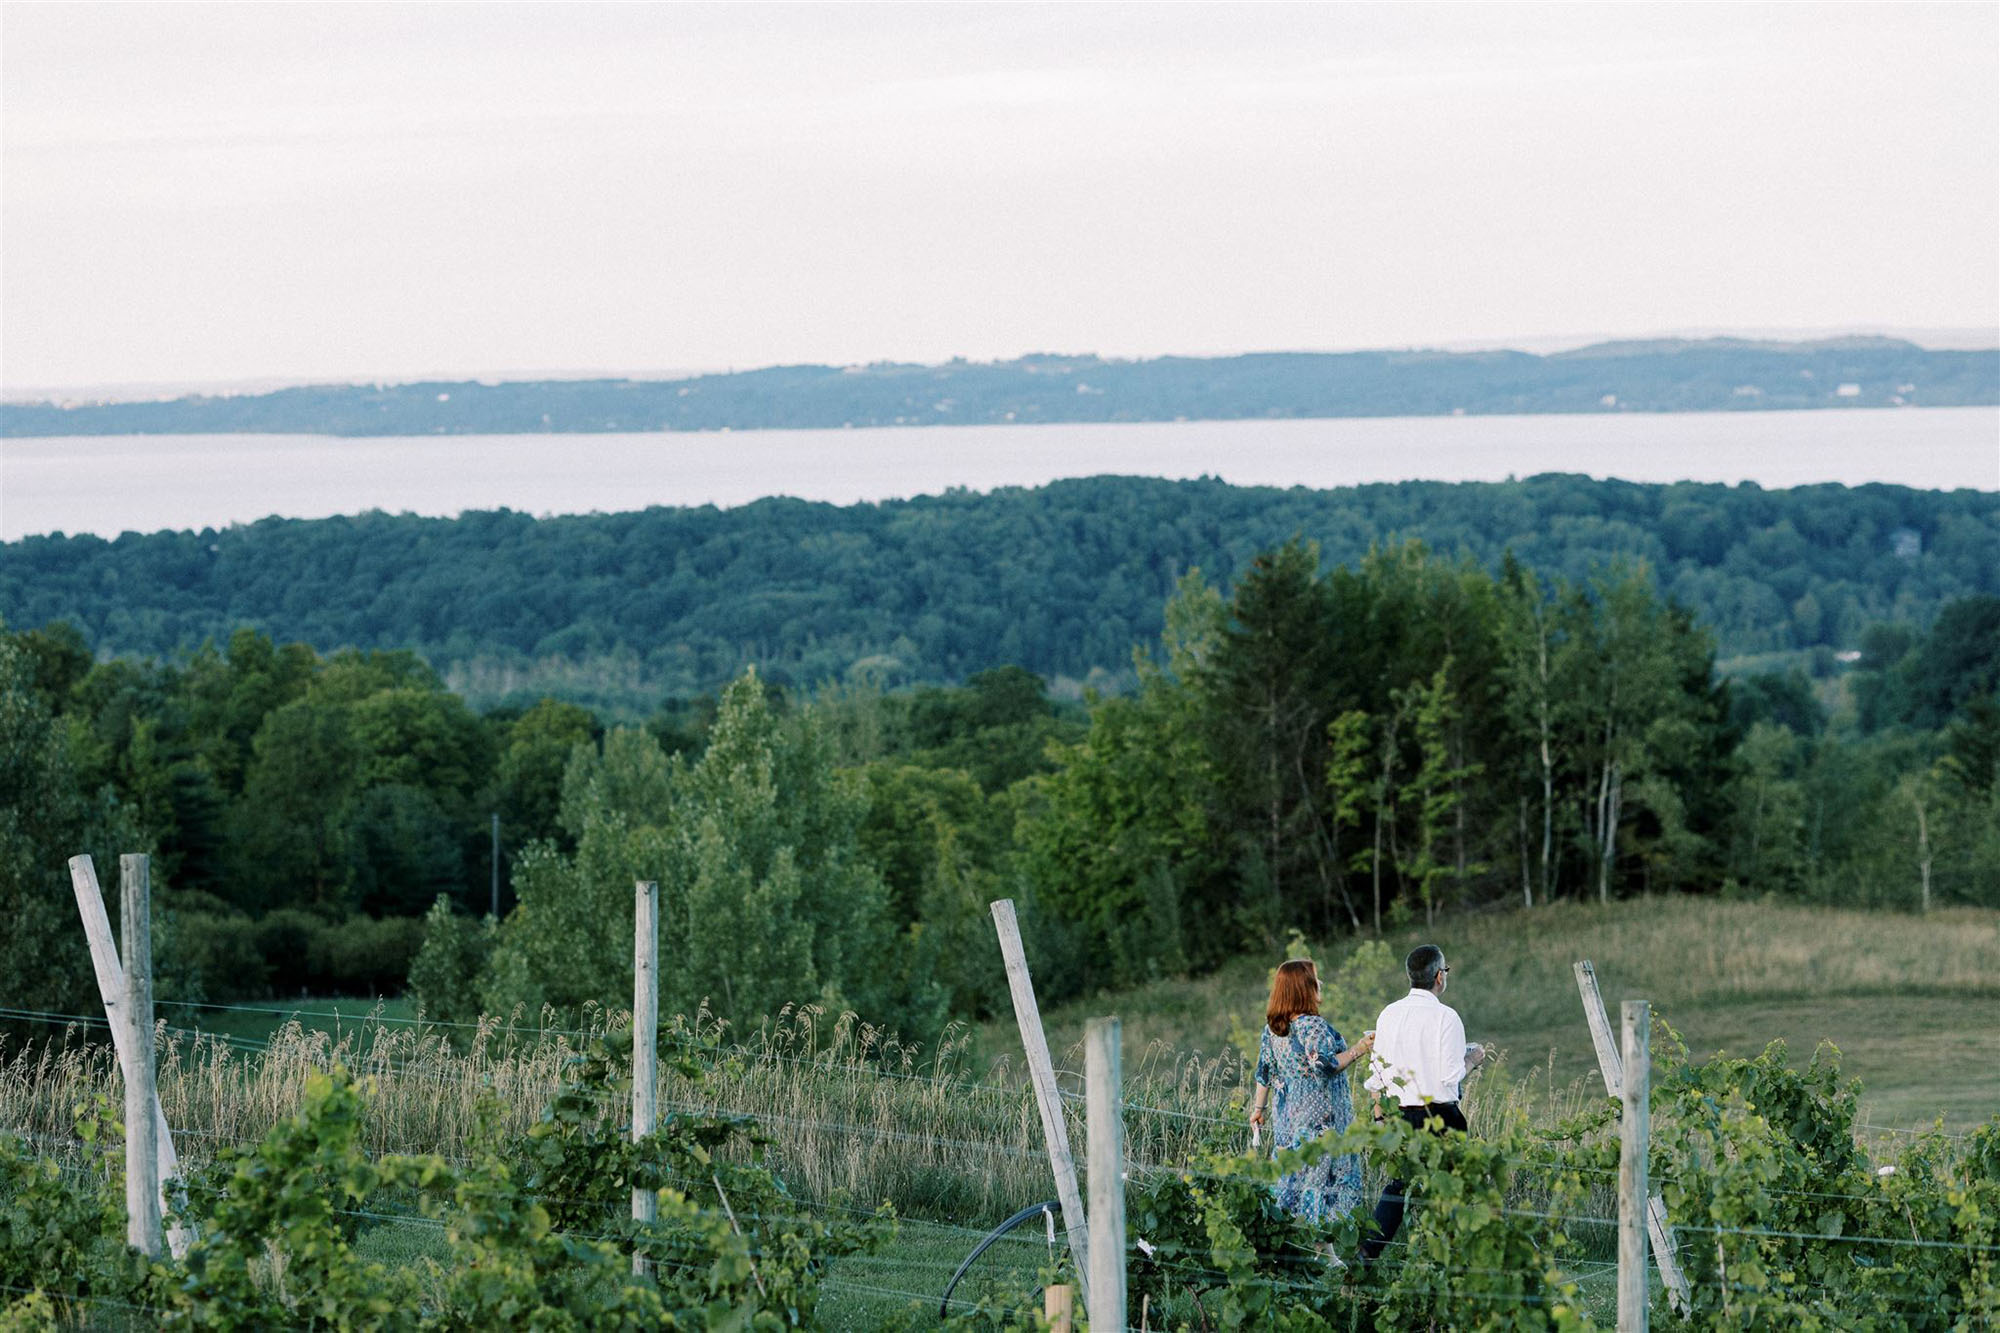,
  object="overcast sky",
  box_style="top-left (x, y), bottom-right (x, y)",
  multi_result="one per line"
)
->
top-left (3, 2), bottom-right (1995, 393)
